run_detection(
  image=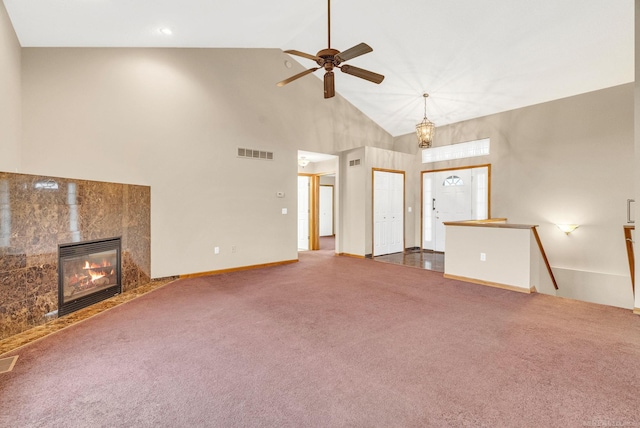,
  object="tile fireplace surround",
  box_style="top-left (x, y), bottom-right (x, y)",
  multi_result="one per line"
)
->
top-left (0, 172), bottom-right (150, 341)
